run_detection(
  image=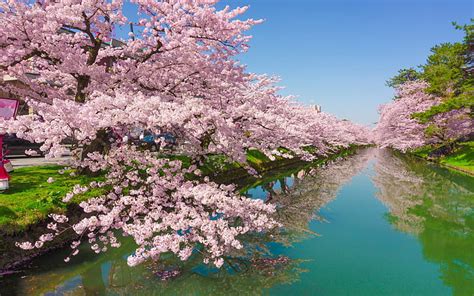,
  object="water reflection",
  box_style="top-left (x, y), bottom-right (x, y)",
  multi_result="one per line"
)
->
top-left (246, 148), bottom-right (373, 243)
top-left (0, 151), bottom-right (371, 295)
top-left (1, 149), bottom-right (473, 295)
top-left (372, 149), bottom-right (474, 295)
top-left (1, 235), bottom-right (305, 295)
